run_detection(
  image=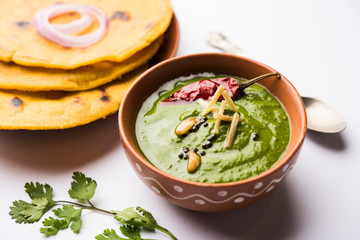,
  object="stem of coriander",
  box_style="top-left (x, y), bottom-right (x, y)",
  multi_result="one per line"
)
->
top-left (55, 200), bottom-right (115, 215)
top-left (87, 200), bottom-right (95, 208)
top-left (155, 225), bottom-right (178, 240)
